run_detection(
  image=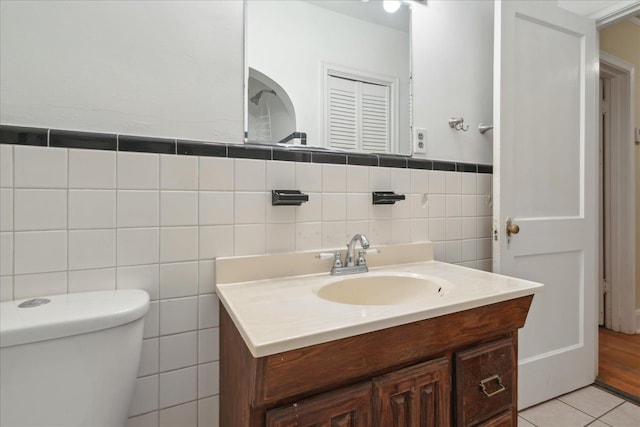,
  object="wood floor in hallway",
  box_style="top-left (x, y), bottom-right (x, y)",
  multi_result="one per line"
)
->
top-left (596, 327), bottom-right (640, 403)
